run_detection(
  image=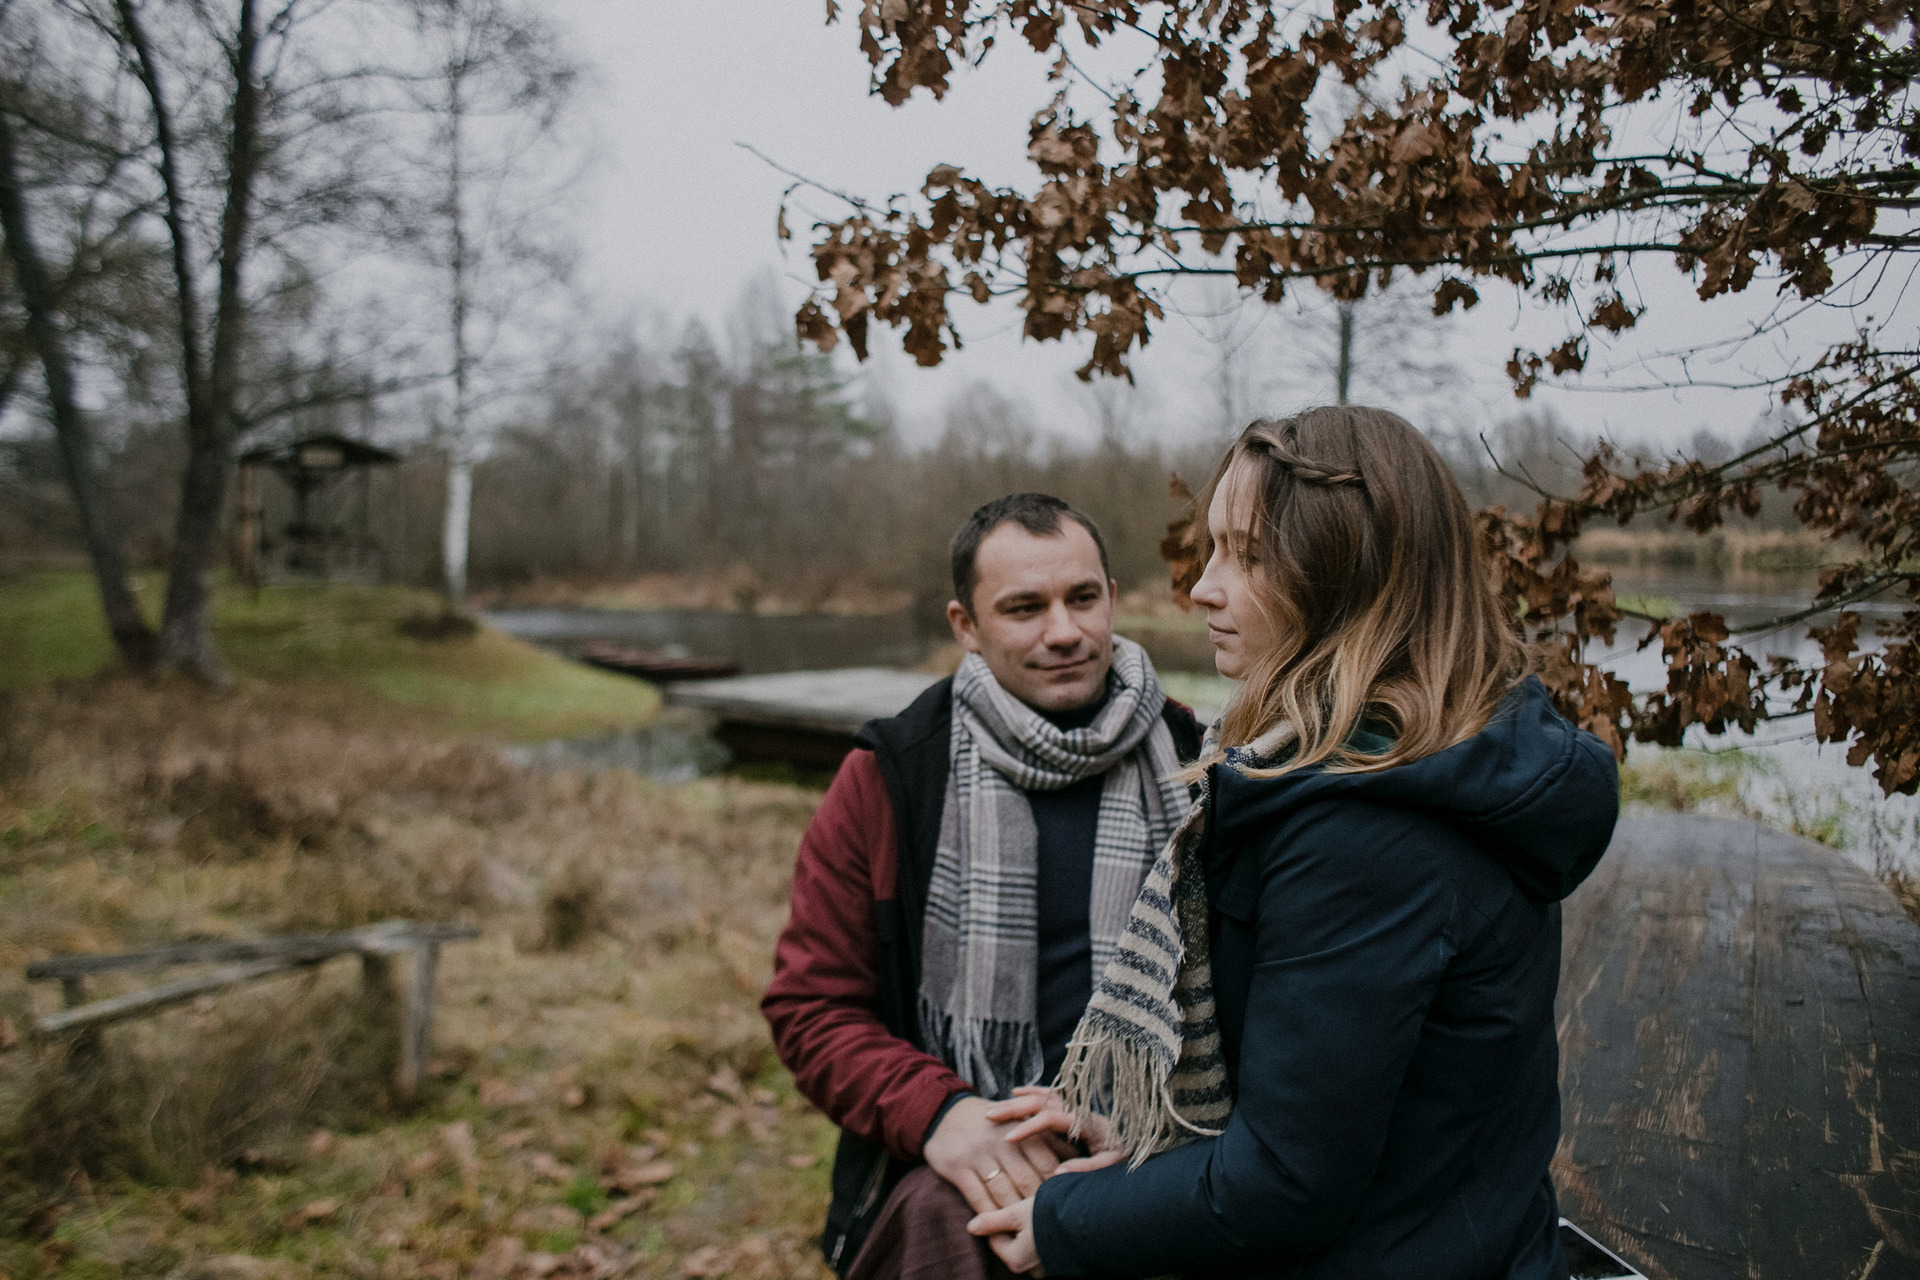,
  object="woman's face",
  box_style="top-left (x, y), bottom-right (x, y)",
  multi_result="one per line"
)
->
top-left (1190, 459), bottom-right (1280, 680)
